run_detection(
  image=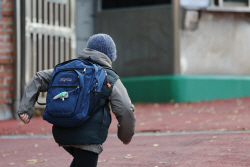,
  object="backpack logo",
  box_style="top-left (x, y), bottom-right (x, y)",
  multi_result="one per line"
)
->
top-left (60, 78), bottom-right (72, 82)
